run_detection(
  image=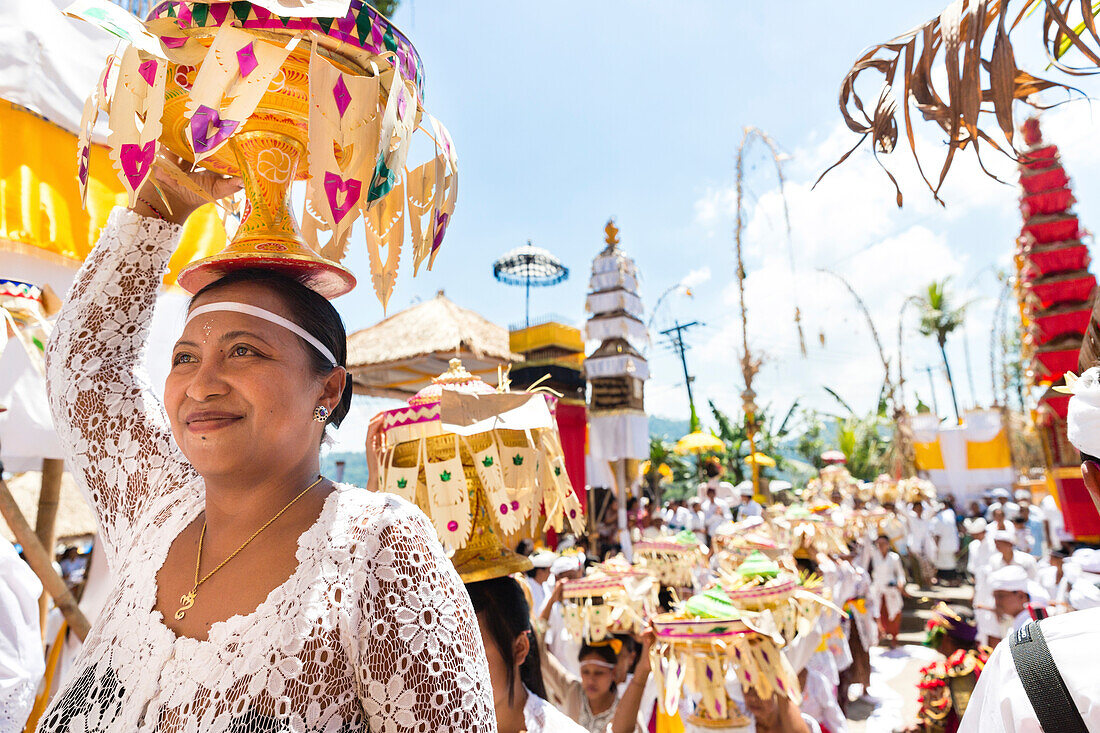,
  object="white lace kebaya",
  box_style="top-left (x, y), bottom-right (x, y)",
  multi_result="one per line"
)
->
top-left (41, 207), bottom-right (497, 733)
